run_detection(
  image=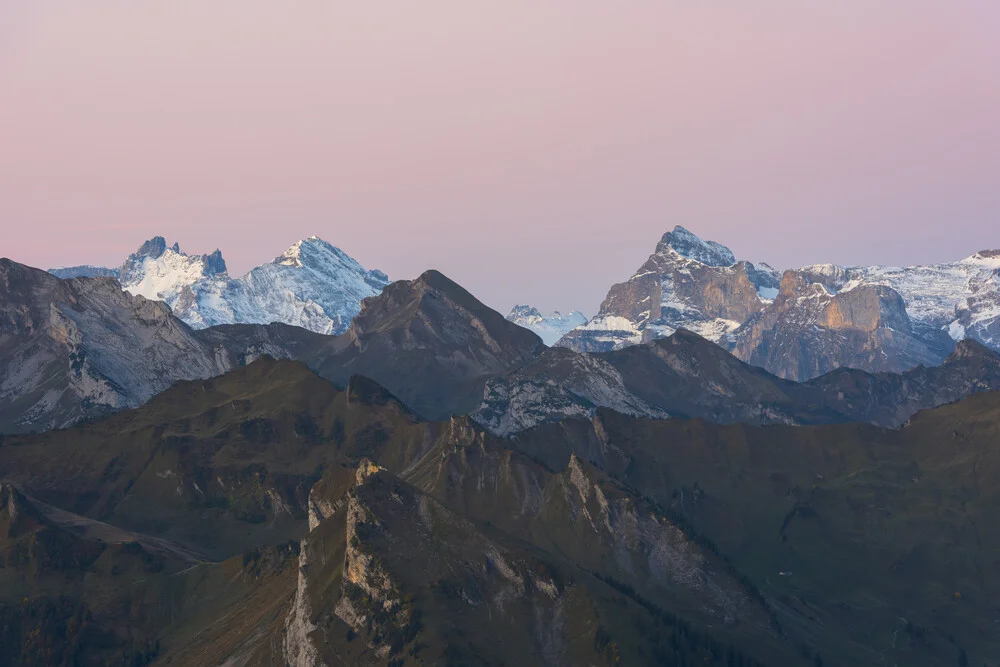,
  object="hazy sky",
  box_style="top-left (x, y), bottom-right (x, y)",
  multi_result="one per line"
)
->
top-left (2, 2), bottom-right (999, 315)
